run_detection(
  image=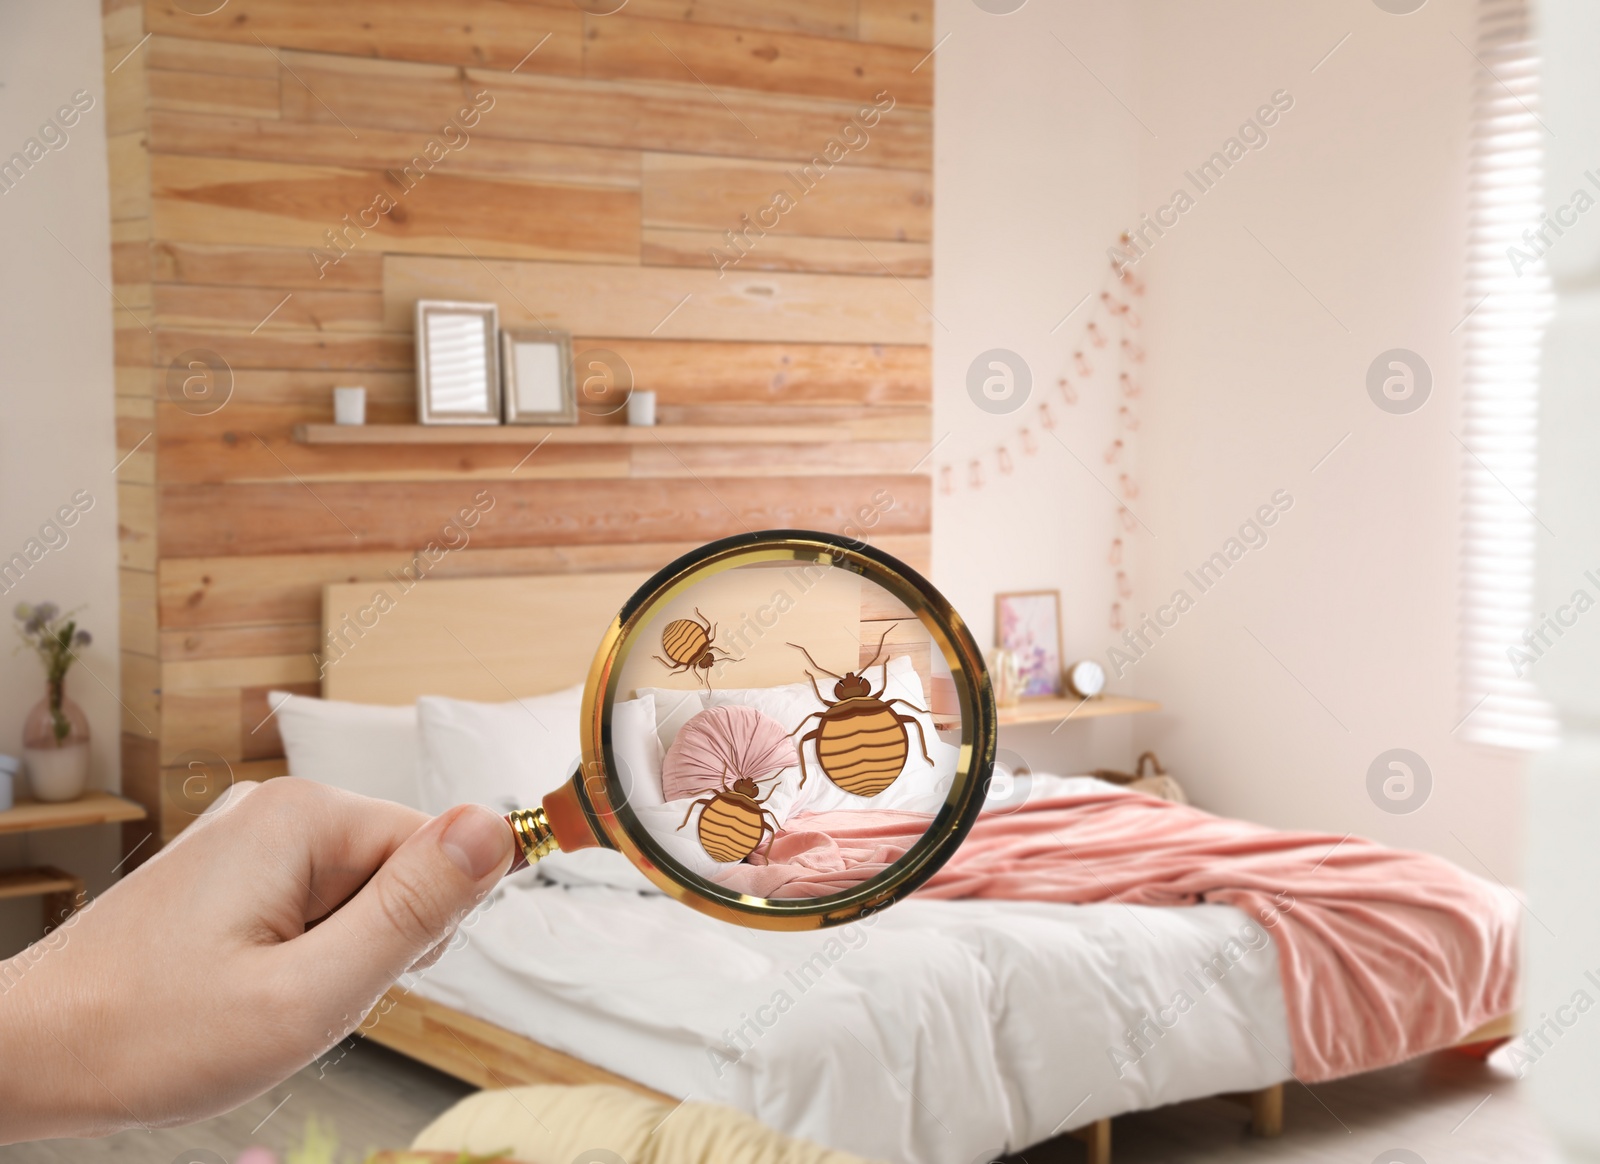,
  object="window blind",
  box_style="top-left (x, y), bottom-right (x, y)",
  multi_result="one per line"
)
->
top-left (1459, 0), bottom-right (1556, 749)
